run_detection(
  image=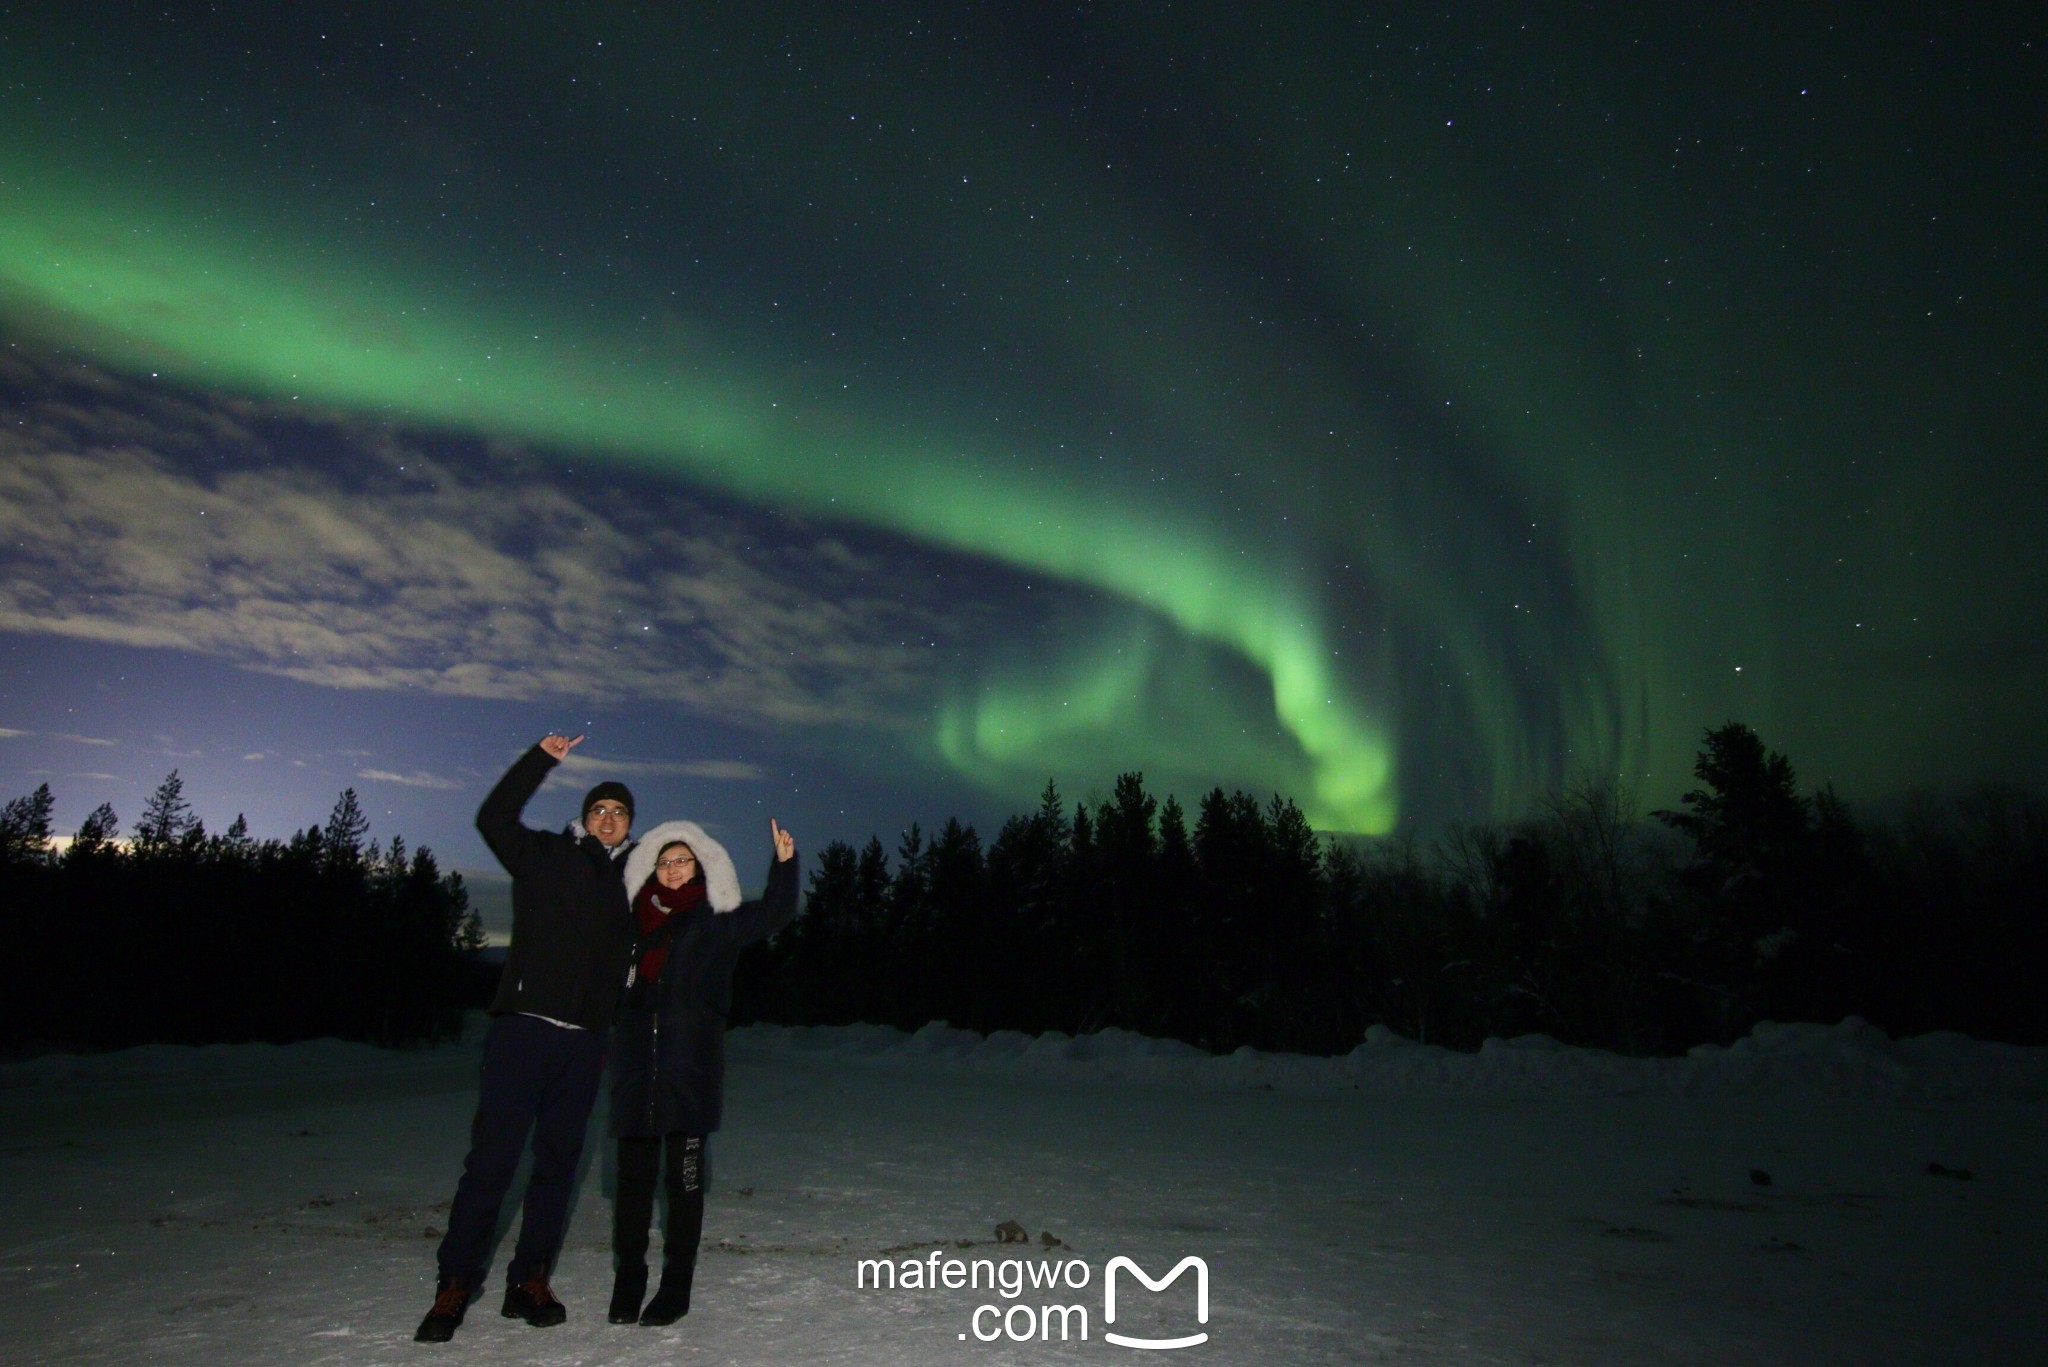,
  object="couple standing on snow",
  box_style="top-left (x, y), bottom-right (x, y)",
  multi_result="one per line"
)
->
top-left (414, 733), bottom-right (800, 1343)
